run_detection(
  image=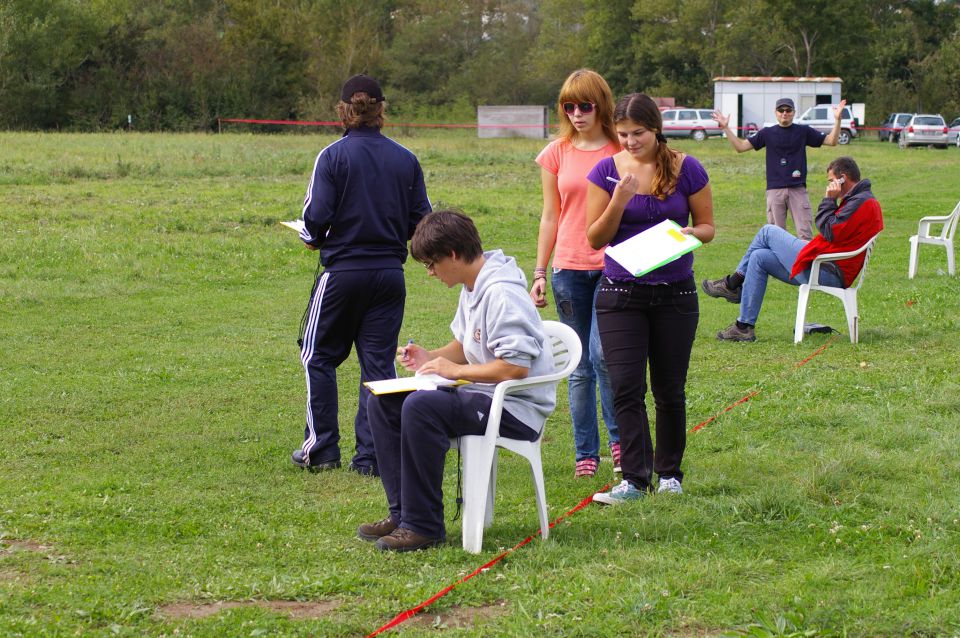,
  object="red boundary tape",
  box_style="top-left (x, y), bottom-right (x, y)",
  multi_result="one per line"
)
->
top-left (365, 487), bottom-right (607, 637)
top-left (364, 337), bottom-right (838, 636)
